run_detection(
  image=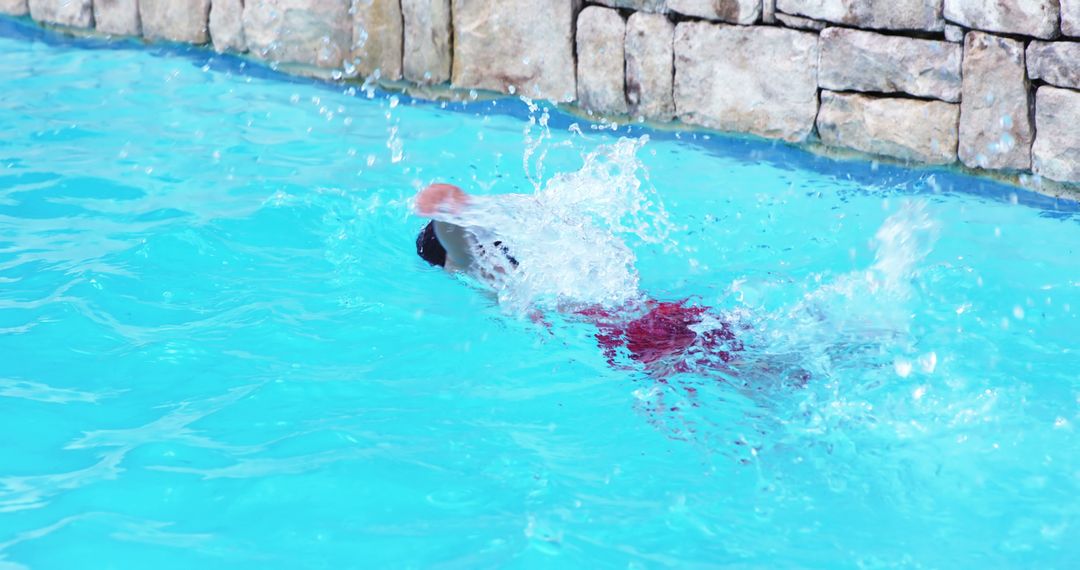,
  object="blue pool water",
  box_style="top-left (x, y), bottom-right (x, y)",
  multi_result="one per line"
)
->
top-left (2, 18), bottom-right (1079, 569)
